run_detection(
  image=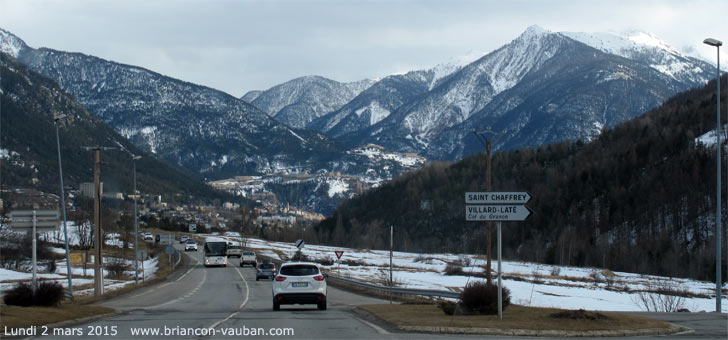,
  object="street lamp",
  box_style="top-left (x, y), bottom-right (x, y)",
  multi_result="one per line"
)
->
top-left (54, 113), bottom-right (73, 300)
top-left (703, 37), bottom-right (722, 313)
top-left (132, 155), bottom-right (141, 284)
